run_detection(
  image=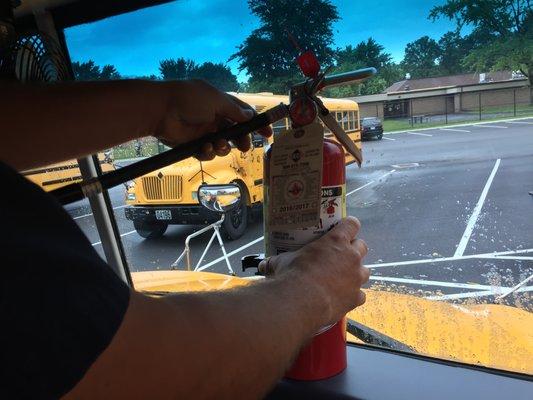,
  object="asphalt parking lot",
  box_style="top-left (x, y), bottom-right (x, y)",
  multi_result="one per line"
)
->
top-left (67, 118), bottom-right (533, 310)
